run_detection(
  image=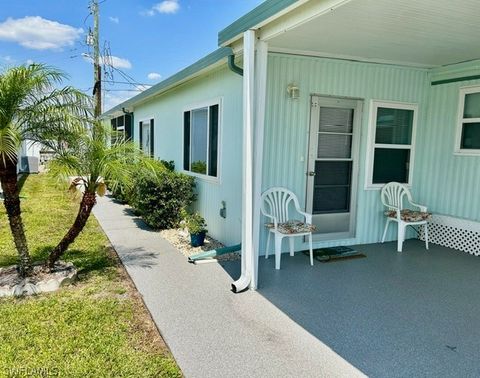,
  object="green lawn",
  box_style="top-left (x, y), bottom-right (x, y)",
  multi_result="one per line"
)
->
top-left (0, 174), bottom-right (181, 377)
